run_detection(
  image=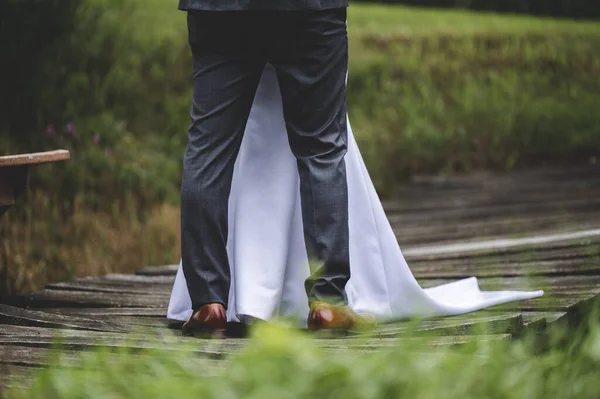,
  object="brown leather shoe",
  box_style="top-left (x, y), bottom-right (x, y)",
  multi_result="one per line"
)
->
top-left (182, 303), bottom-right (227, 337)
top-left (308, 302), bottom-right (359, 332)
